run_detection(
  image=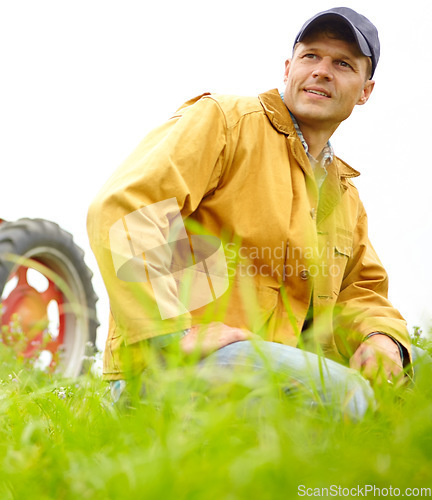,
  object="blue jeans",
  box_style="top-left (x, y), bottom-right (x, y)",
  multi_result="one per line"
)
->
top-left (110, 339), bottom-right (376, 420)
top-left (199, 340), bottom-right (375, 420)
